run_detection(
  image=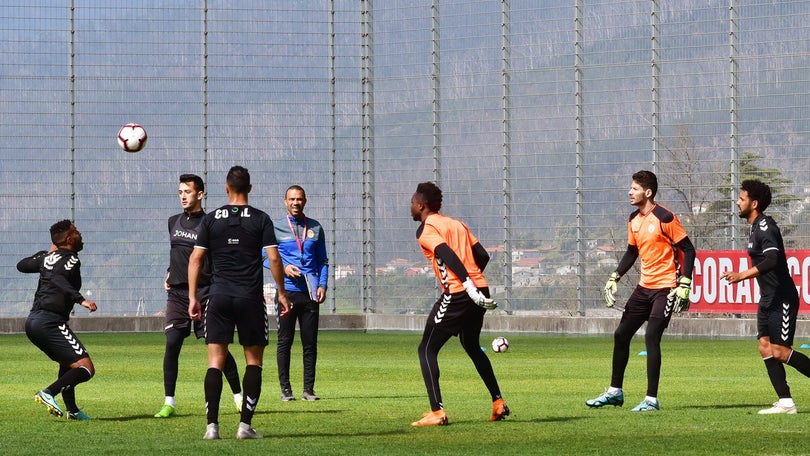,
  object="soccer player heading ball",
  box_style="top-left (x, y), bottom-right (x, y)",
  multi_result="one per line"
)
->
top-left (18, 220), bottom-right (97, 421)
